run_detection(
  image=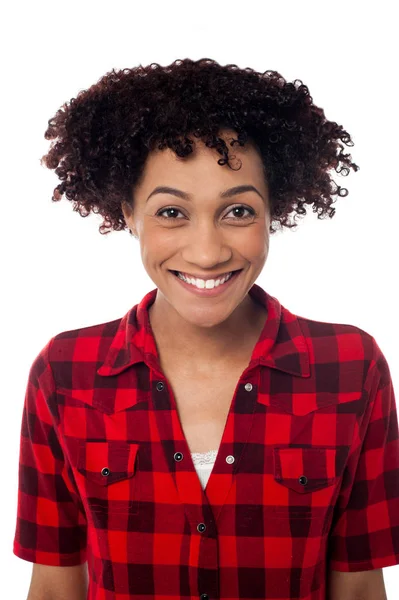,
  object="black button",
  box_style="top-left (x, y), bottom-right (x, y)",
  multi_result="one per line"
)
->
top-left (197, 523), bottom-right (206, 533)
top-left (298, 475), bottom-right (308, 485)
top-left (174, 452), bottom-right (183, 461)
top-left (156, 381), bottom-right (164, 391)
top-left (200, 594), bottom-right (209, 600)
top-left (101, 467), bottom-right (110, 477)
